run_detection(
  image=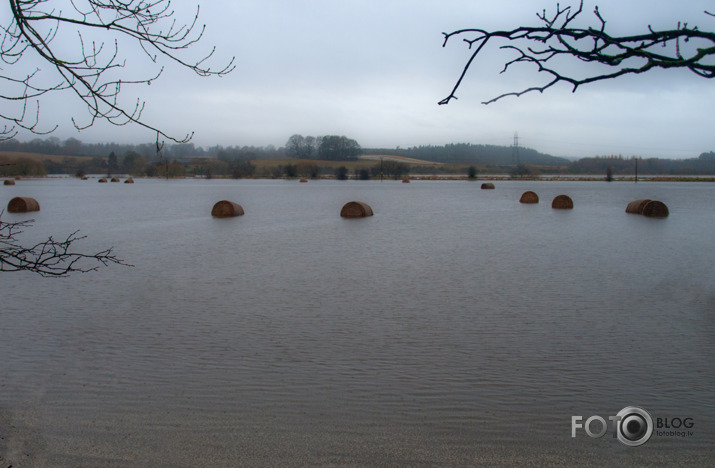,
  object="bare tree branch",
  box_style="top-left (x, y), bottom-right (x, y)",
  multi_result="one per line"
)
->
top-left (1, 213), bottom-right (132, 277)
top-left (1, 0), bottom-right (235, 142)
top-left (440, 1), bottom-right (715, 105)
